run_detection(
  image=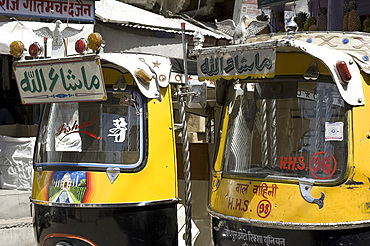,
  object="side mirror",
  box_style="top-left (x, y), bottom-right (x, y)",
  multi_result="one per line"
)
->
top-left (186, 80), bottom-right (207, 108)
